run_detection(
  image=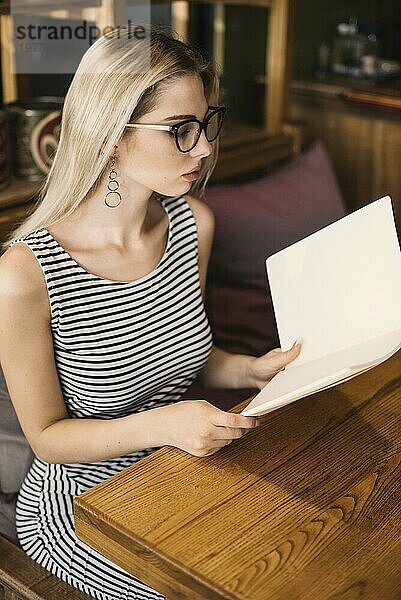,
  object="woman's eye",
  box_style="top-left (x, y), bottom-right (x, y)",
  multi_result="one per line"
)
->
top-left (178, 127), bottom-right (192, 139)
